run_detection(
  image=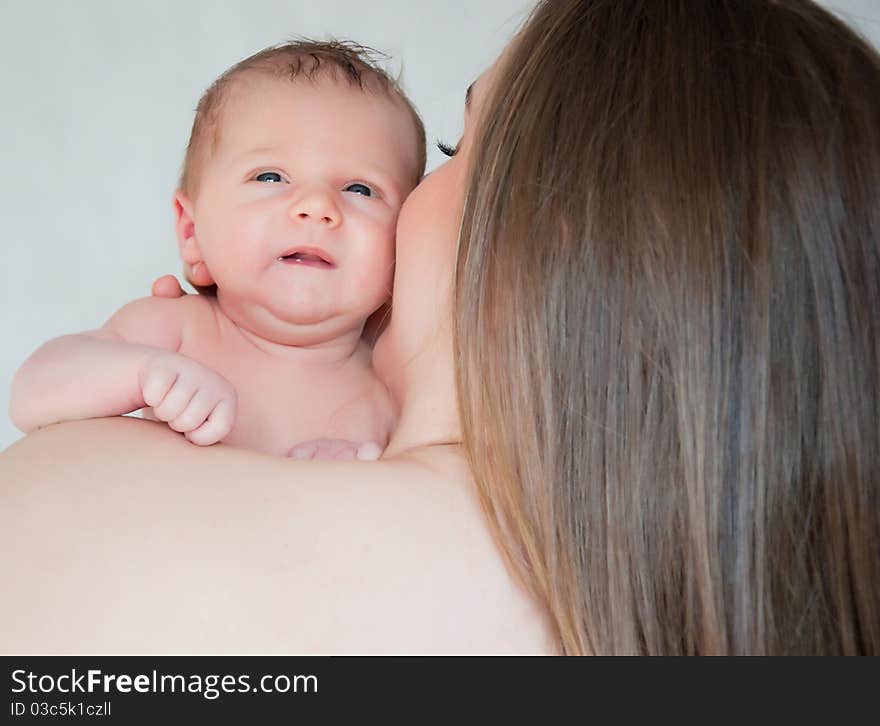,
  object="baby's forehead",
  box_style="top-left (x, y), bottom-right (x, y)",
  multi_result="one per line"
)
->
top-left (210, 74), bottom-right (422, 182)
